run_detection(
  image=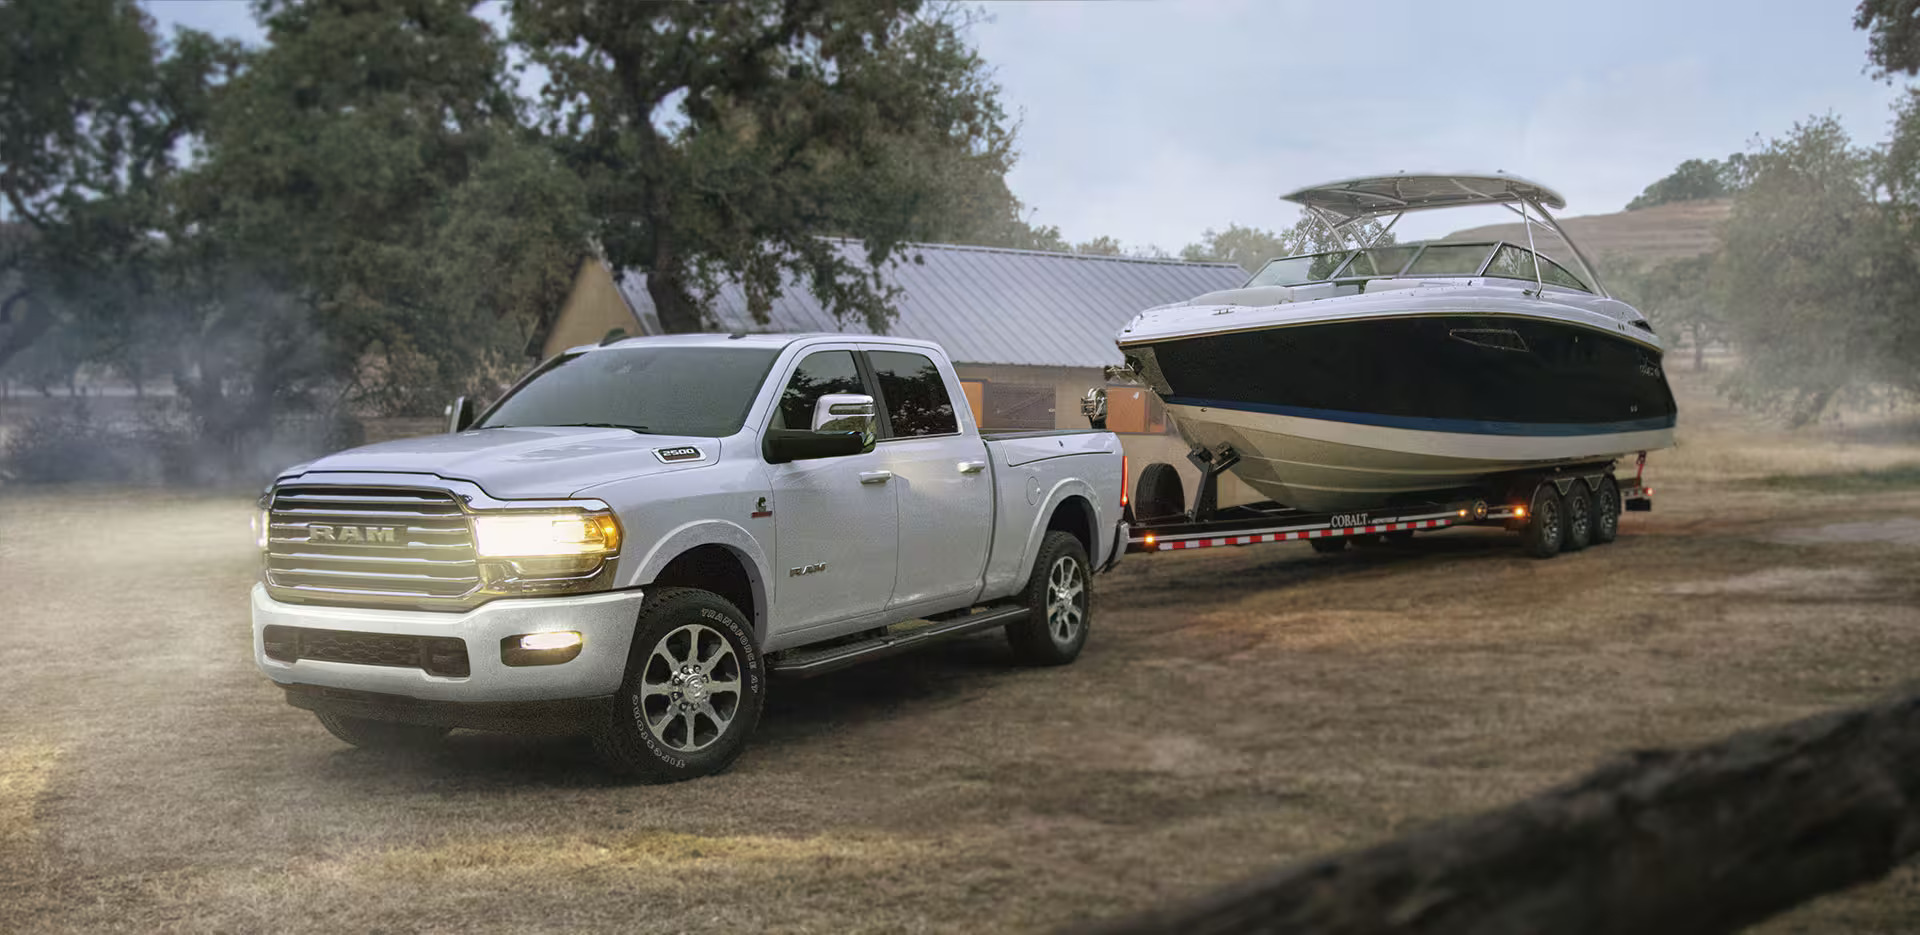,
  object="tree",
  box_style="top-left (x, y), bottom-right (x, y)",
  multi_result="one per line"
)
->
top-left (0, 0), bottom-right (240, 372)
top-left (1855, 0), bottom-right (1920, 80)
top-left (1715, 116), bottom-right (1920, 425)
top-left (1624, 156), bottom-right (1750, 211)
top-left (1607, 253), bottom-right (1725, 372)
top-left (177, 0), bottom-right (590, 438)
top-left (511, 0), bottom-right (1024, 334)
